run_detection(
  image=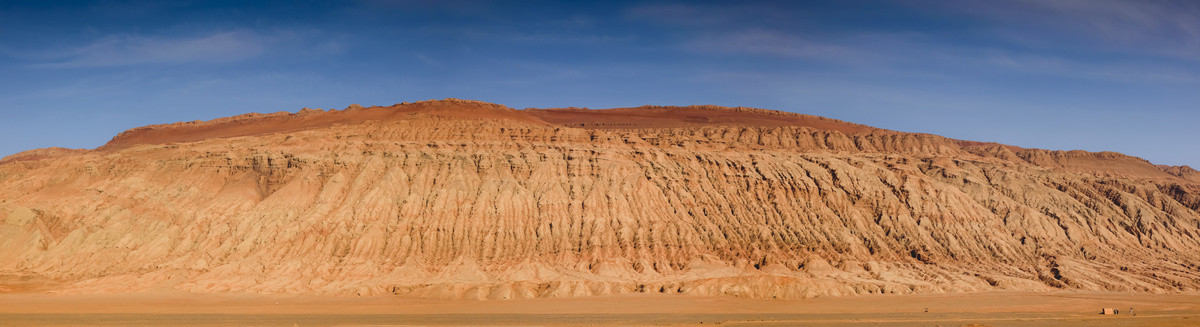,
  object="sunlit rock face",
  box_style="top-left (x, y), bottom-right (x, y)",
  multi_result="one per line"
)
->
top-left (2, 99), bottom-right (1198, 299)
